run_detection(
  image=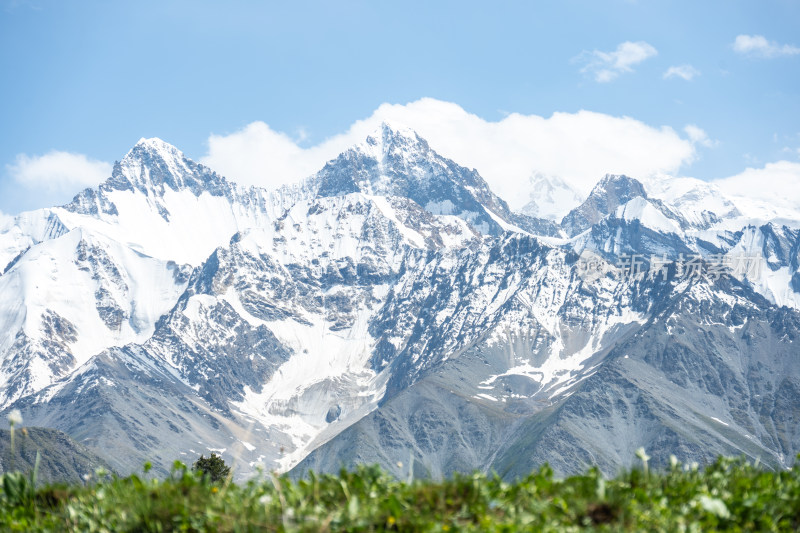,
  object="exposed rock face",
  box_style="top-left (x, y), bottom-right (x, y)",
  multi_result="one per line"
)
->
top-left (561, 174), bottom-right (648, 237)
